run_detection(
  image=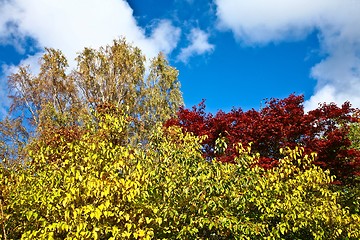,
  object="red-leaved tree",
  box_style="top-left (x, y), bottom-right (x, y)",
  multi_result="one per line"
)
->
top-left (165, 94), bottom-right (360, 183)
